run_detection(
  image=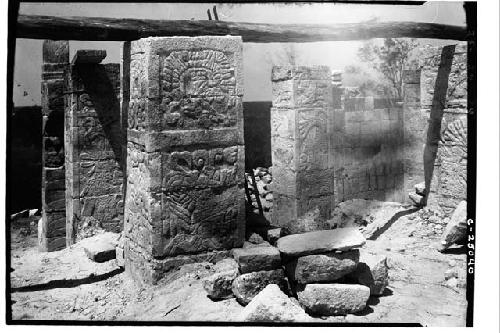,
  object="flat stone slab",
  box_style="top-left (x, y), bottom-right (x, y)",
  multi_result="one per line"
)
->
top-left (232, 269), bottom-right (287, 305)
top-left (277, 228), bottom-right (365, 257)
top-left (346, 252), bottom-right (388, 296)
top-left (232, 246), bottom-right (281, 274)
top-left (286, 250), bottom-right (359, 284)
top-left (238, 284), bottom-right (310, 322)
top-left (202, 259), bottom-right (239, 300)
top-left (81, 232), bottom-right (119, 263)
top-left (297, 284), bottom-right (370, 316)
